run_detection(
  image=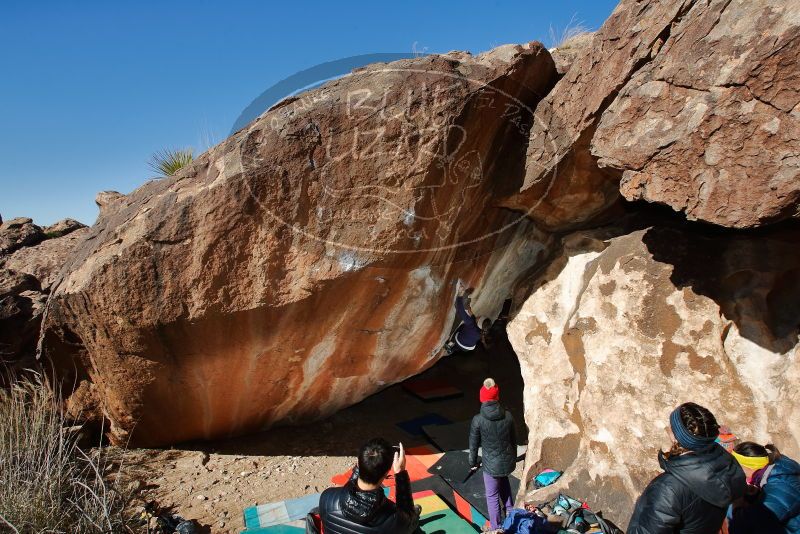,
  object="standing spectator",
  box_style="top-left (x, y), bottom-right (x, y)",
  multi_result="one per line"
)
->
top-left (469, 378), bottom-right (518, 530)
top-left (628, 402), bottom-right (746, 534)
top-left (729, 441), bottom-right (800, 534)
